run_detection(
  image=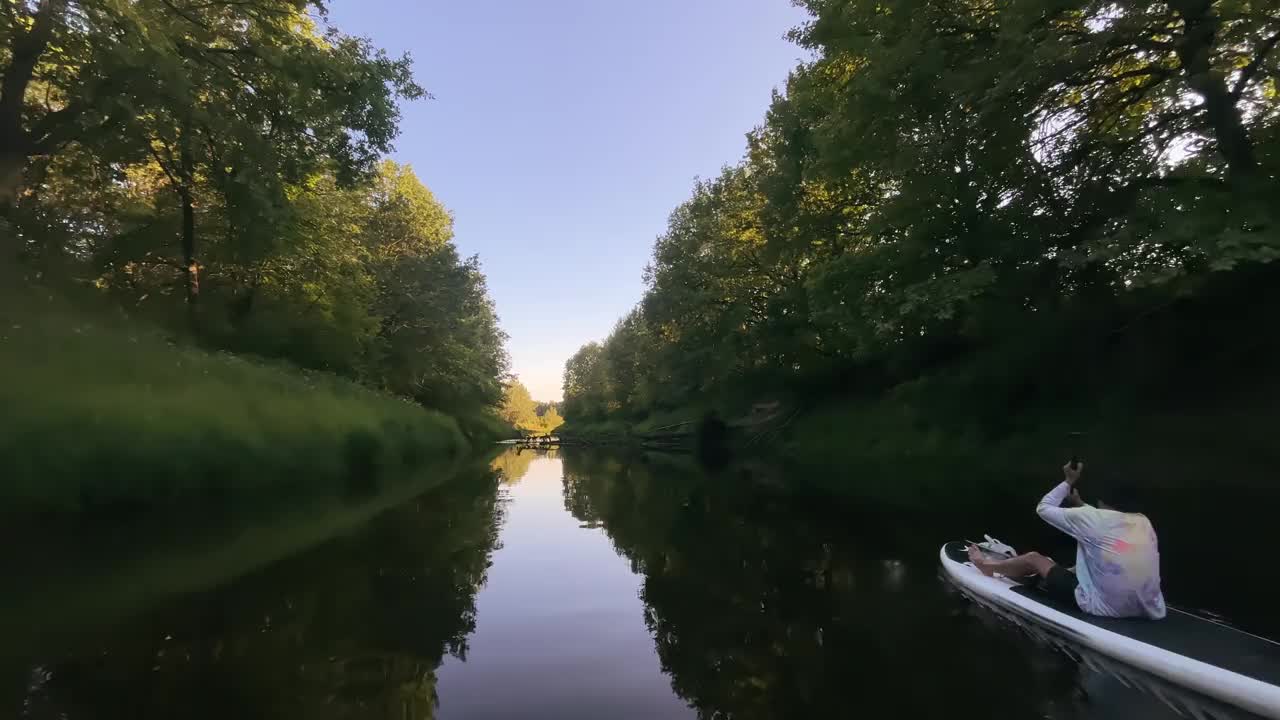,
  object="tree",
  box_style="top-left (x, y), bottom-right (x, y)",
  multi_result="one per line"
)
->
top-left (4, 0), bottom-right (512, 434)
top-left (500, 380), bottom-right (540, 433)
top-left (562, 343), bottom-right (608, 421)
top-left (538, 405), bottom-right (565, 434)
top-left (359, 164), bottom-right (508, 410)
top-left (0, 0), bottom-right (89, 208)
top-left (564, 0), bottom-right (1280, 430)
top-left (132, 0), bottom-right (422, 306)
top-left (2, 0), bottom-right (423, 307)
